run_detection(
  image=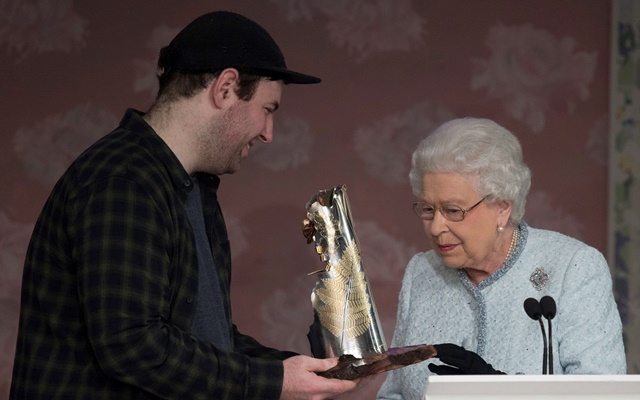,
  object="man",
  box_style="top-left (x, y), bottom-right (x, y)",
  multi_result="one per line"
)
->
top-left (10, 11), bottom-right (358, 400)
